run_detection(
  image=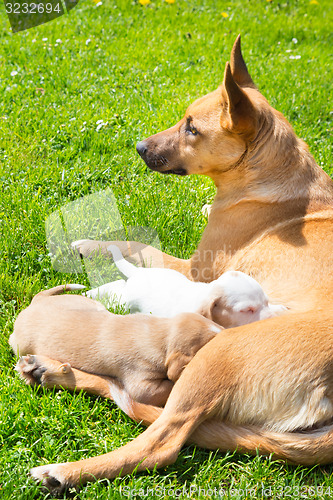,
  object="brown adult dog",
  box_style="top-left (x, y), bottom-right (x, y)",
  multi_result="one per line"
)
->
top-left (13, 36), bottom-right (333, 494)
top-left (10, 285), bottom-right (221, 407)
